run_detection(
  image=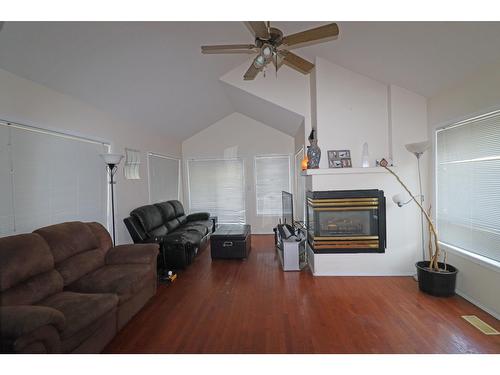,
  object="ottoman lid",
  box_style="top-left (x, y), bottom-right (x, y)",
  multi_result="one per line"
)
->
top-left (212, 224), bottom-right (250, 240)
